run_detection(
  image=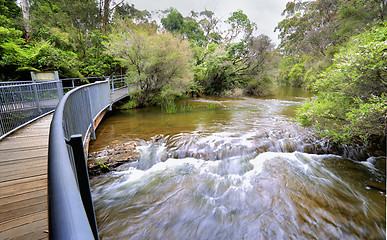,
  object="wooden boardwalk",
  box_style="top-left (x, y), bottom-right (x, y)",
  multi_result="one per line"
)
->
top-left (0, 88), bottom-right (130, 239)
top-left (0, 114), bottom-right (52, 240)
